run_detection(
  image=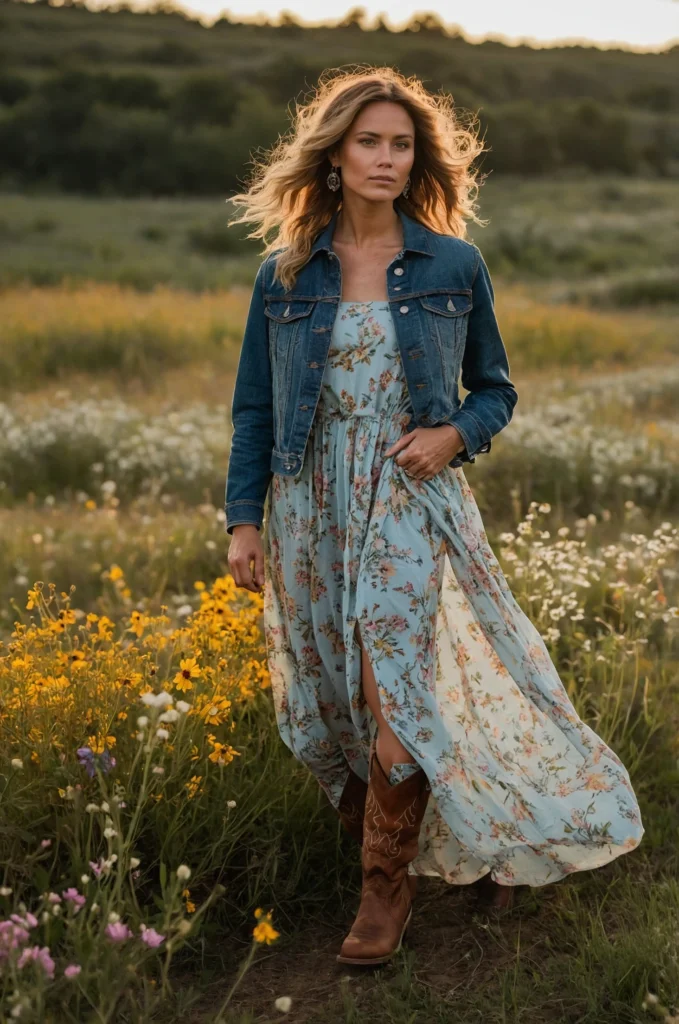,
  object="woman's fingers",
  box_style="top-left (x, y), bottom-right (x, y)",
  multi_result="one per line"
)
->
top-left (253, 547), bottom-right (265, 589)
top-left (228, 530), bottom-right (265, 593)
top-left (241, 551), bottom-right (262, 592)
